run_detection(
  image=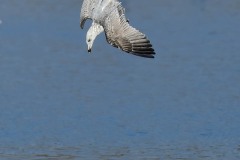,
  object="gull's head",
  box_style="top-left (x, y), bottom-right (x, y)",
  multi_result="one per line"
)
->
top-left (86, 23), bottom-right (104, 53)
top-left (86, 31), bottom-right (94, 53)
